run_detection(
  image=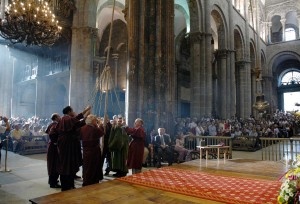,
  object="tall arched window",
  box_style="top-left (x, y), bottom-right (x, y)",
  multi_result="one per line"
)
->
top-left (285, 28), bottom-right (296, 41)
top-left (281, 71), bottom-right (300, 86)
